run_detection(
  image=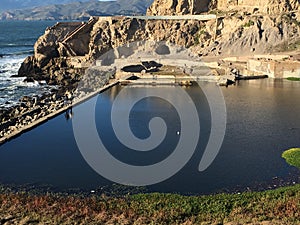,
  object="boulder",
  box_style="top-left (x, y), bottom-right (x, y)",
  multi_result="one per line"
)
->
top-left (18, 56), bottom-right (36, 77)
top-left (23, 77), bottom-right (35, 83)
